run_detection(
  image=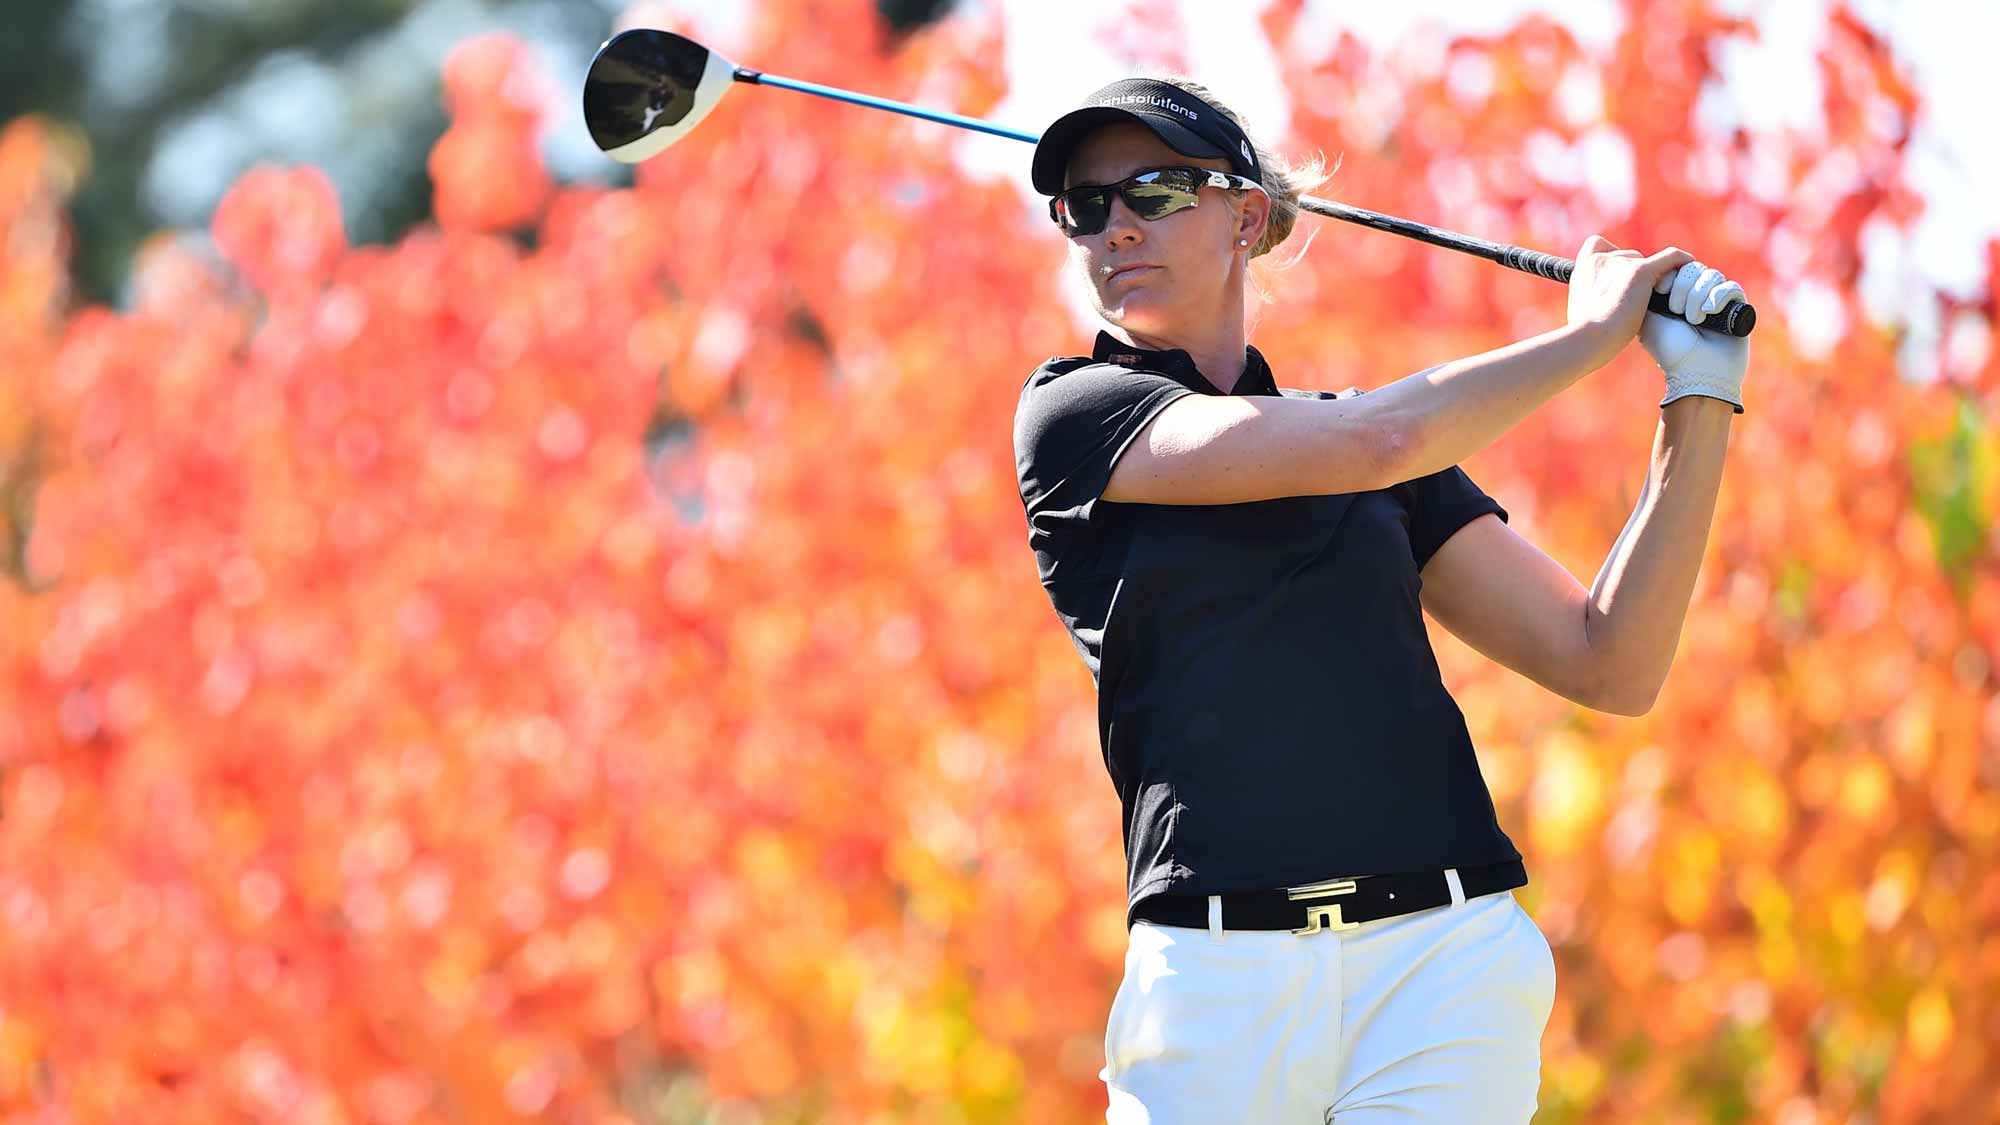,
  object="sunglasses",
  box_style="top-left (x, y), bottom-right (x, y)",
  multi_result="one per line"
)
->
top-left (1049, 165), bottom-right (1269, 237)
